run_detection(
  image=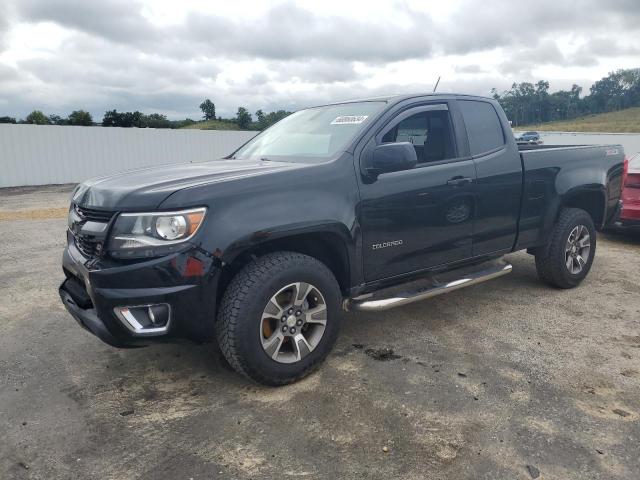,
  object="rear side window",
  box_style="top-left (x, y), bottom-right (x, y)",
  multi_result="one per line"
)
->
top-left (458, 100), bottom-right (505, 156)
